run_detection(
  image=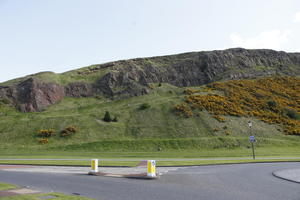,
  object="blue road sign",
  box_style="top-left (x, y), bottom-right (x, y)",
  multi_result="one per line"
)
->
top-left (249, 136), bottom-right (256, 143)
